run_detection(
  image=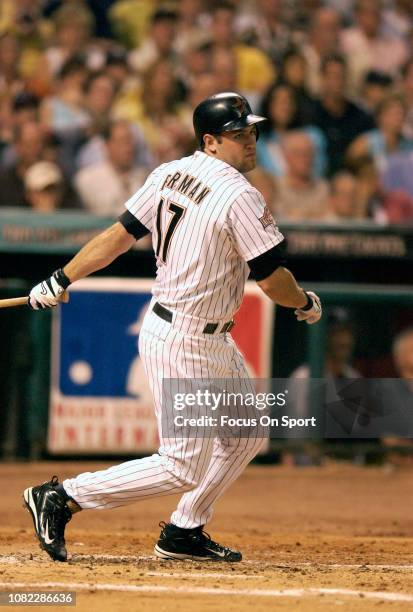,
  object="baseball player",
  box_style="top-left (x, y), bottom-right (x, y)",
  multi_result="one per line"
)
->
top-left (23, 93), bottom-right (322, 563)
